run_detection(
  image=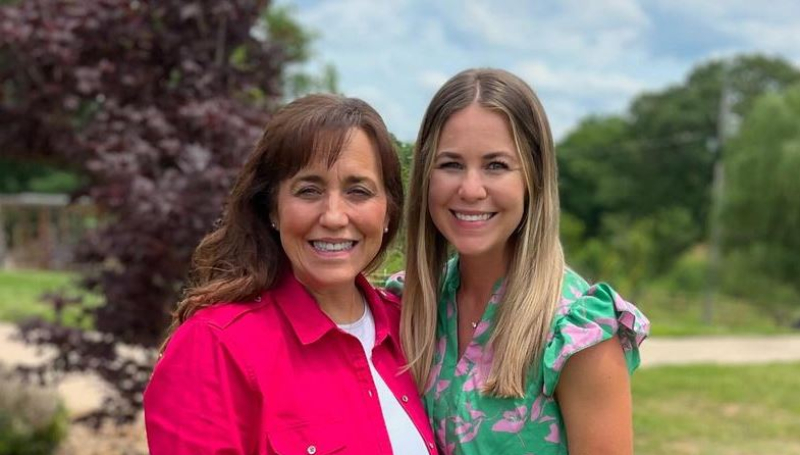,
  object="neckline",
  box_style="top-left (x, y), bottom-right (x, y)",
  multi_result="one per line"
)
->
top-left (337, 294), bottom-right (370, 330)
